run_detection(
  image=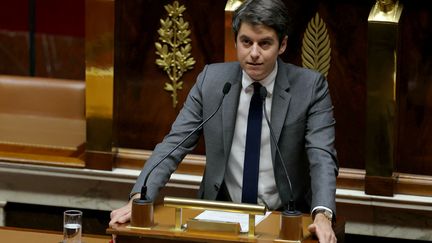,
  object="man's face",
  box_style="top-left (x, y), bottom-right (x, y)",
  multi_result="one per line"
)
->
top-left (236, 22), bottom-right (287, 81)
